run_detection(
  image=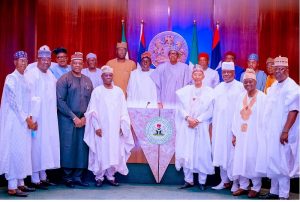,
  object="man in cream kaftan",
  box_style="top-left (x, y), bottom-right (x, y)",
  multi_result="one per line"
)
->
top-left (84, 65), bottom-right (134, 187)
top-left (175, 68), bottom-right (214, 190)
